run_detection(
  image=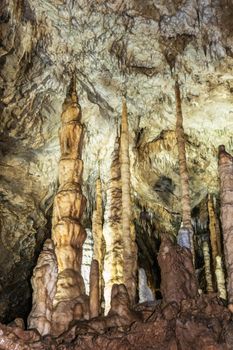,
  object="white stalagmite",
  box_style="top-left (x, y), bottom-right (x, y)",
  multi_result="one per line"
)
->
top-left (202, 240), bottom-right (214, 293)
top-left (207, 194), bottom-right (225, 298)
top-left (120, 98), bottom-right (137, 304)
top-left (103, 137), bottom-right (124, 313)
top-left (175, 81), bottom-right (195, 262)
